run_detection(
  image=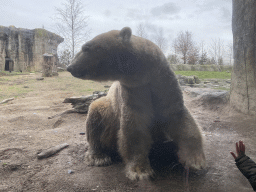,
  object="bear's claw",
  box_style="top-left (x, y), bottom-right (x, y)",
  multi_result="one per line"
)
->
top-left (125, 163), bottom-right (155, 181)
top-left (178, 149), bottom-right (206, 170)
top-left (85, 152), bottom-right (112, 166)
